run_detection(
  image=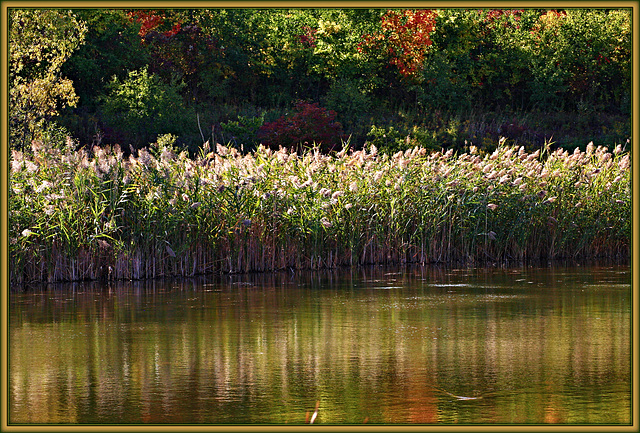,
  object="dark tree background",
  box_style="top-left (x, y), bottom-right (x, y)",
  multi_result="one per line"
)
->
top-left (10, 8), bottom-right (632, 155)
